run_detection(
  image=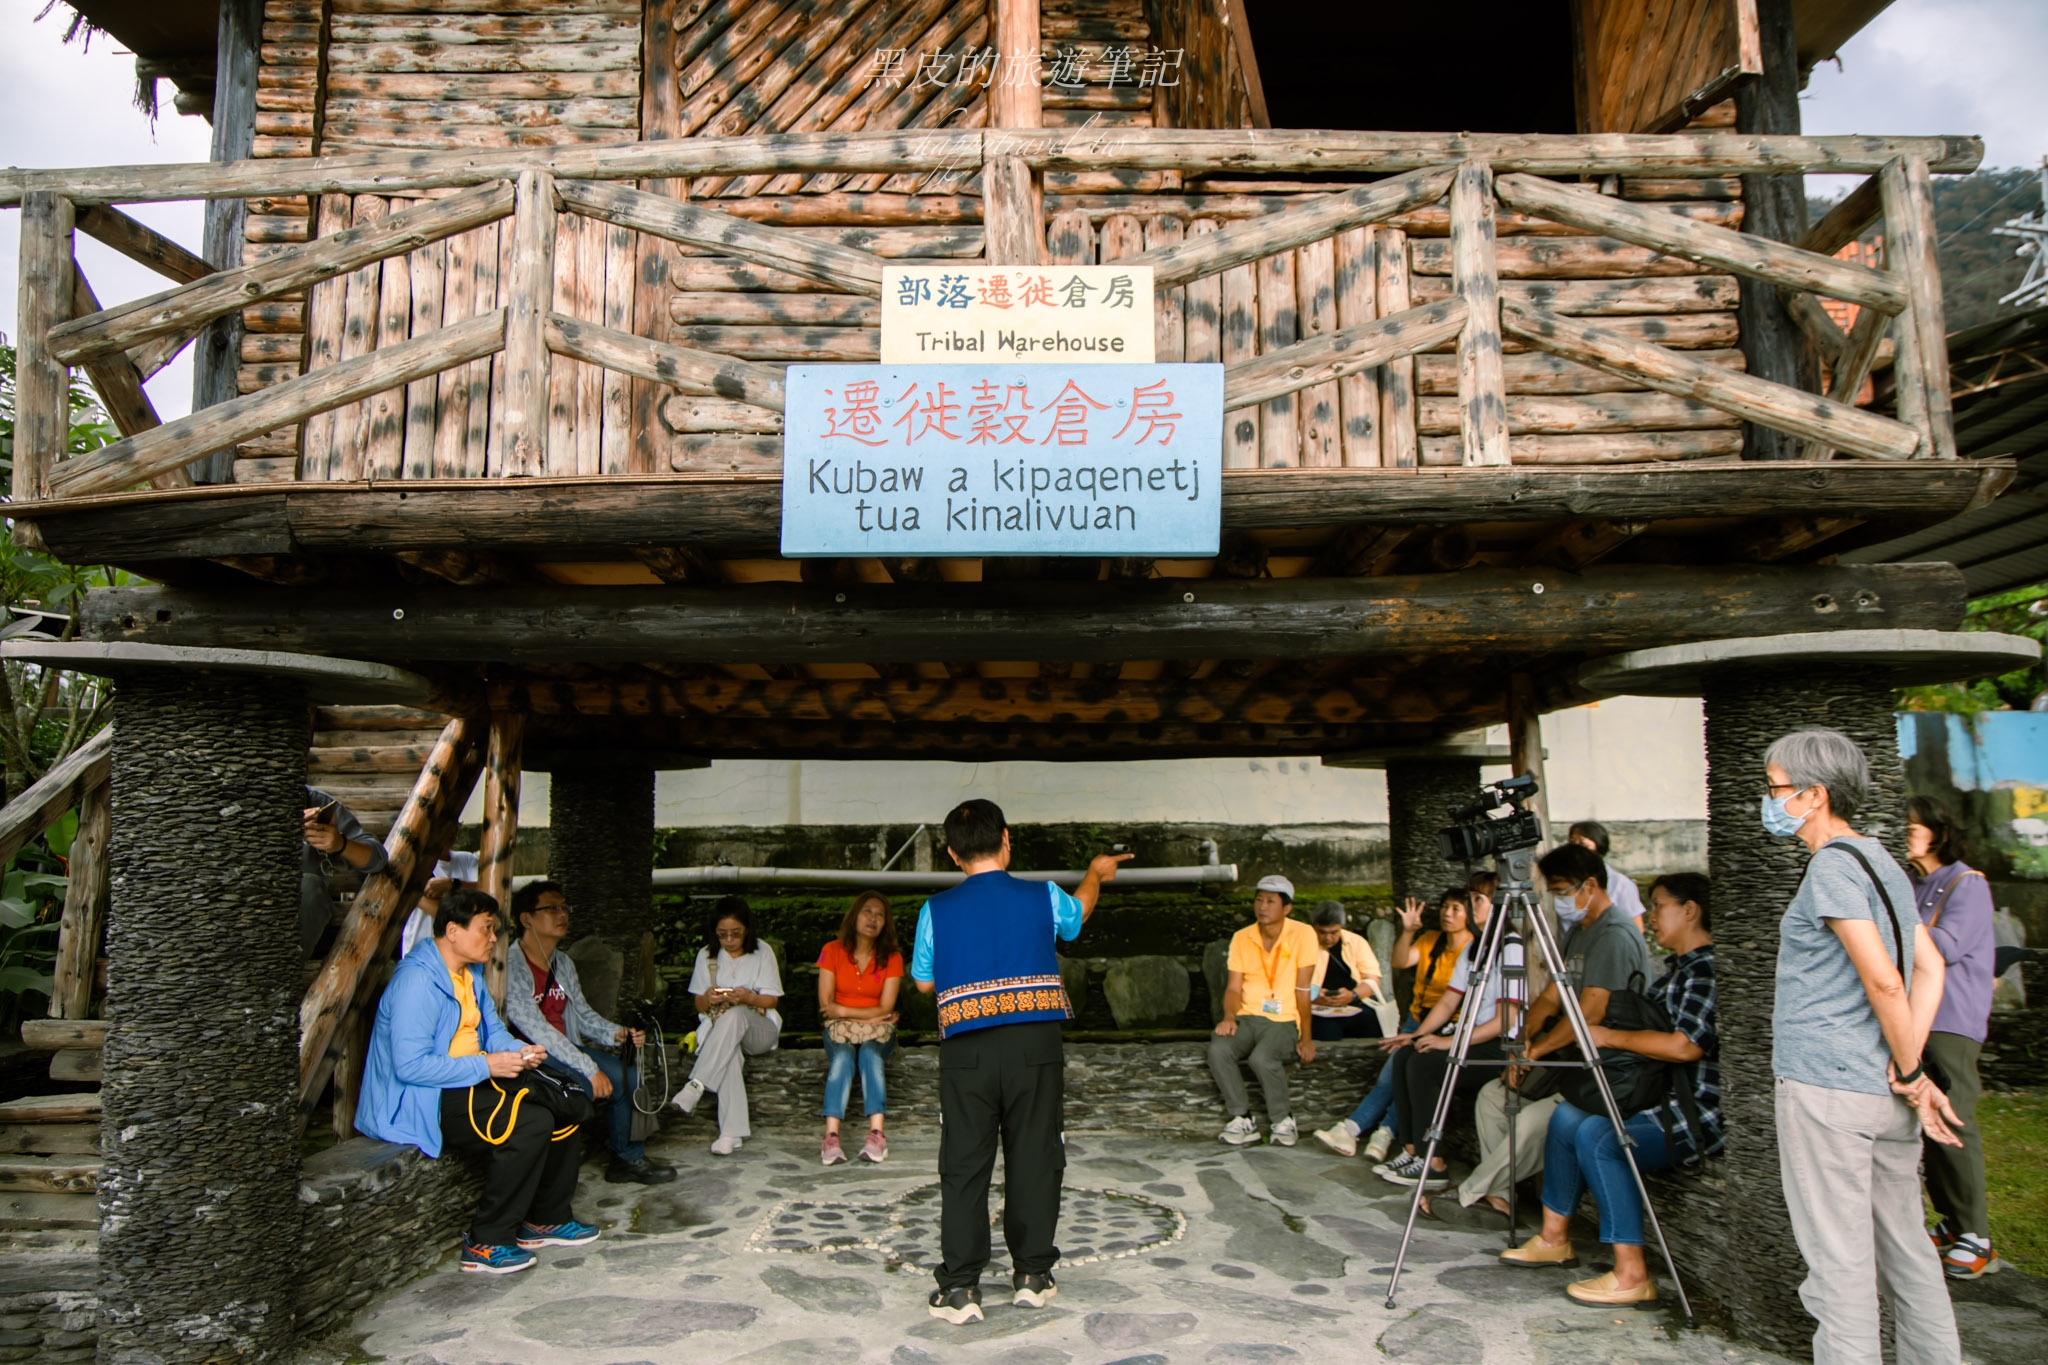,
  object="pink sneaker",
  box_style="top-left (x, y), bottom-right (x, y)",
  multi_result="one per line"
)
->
top-left (821, 1133), bottom-right (848, 1166)
top-left (860, 1131), bottom-right (888, 1164)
